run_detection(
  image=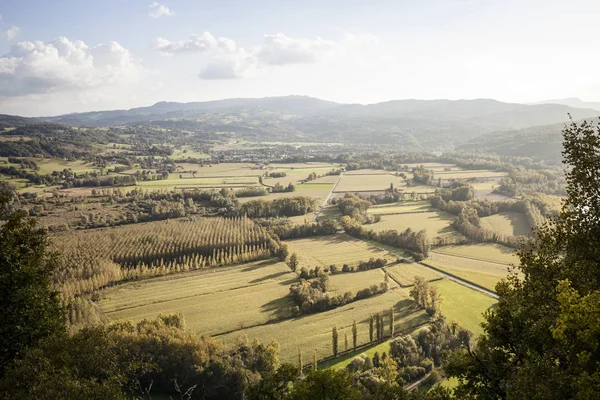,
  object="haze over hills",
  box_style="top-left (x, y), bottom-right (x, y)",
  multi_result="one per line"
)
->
top-left (29, 96), bottom-right (599, 154)
top-left (532, 97), bottom-right (600, 112)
